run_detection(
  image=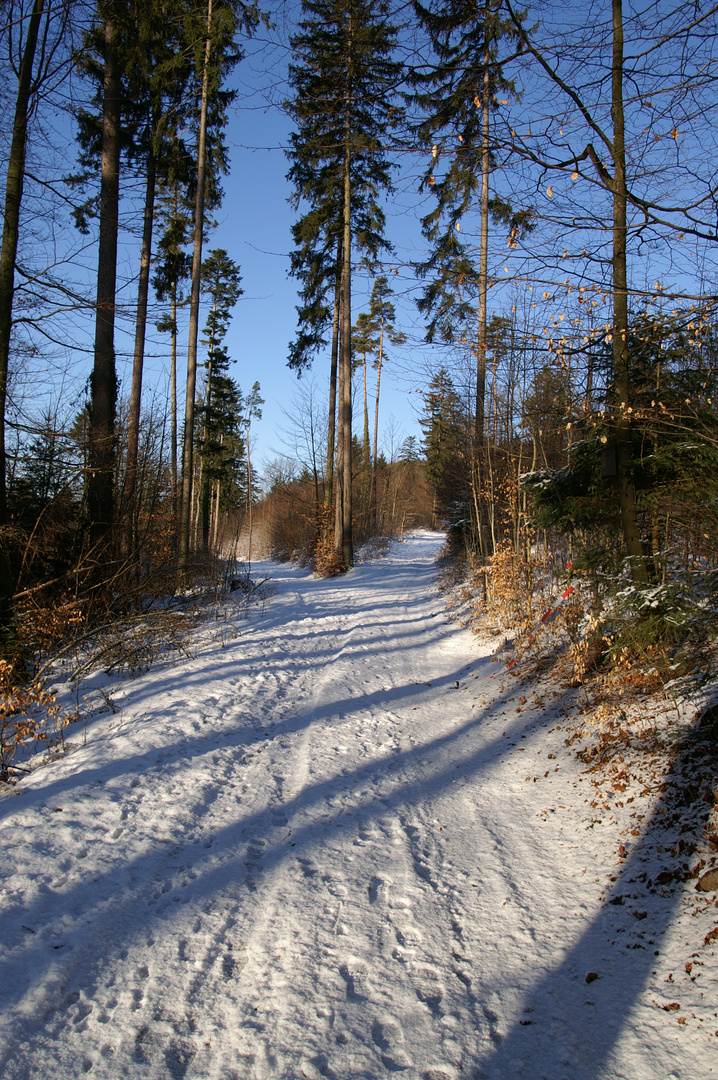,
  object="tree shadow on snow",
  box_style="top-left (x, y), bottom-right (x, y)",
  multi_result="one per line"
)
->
top-left (2, 639), bottom-right (712, 1080)
top-left (470, 710), bottom-right (718, 1080)
top-left (0, 643), bottom-right (480, 824)
top-left (0, 670), bottom-right (525, 1044)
